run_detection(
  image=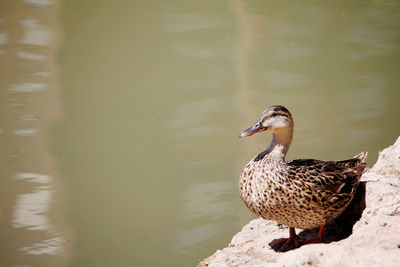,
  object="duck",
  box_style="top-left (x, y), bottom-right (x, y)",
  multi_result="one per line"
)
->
top-left (238, 105), bottom-right (367, 252)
